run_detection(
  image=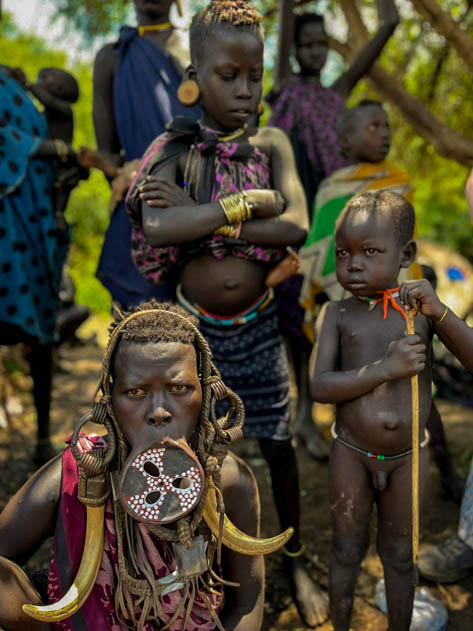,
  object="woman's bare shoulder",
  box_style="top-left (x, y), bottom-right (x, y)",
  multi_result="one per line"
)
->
top-left (0, 454), bottom-right (62, 561)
